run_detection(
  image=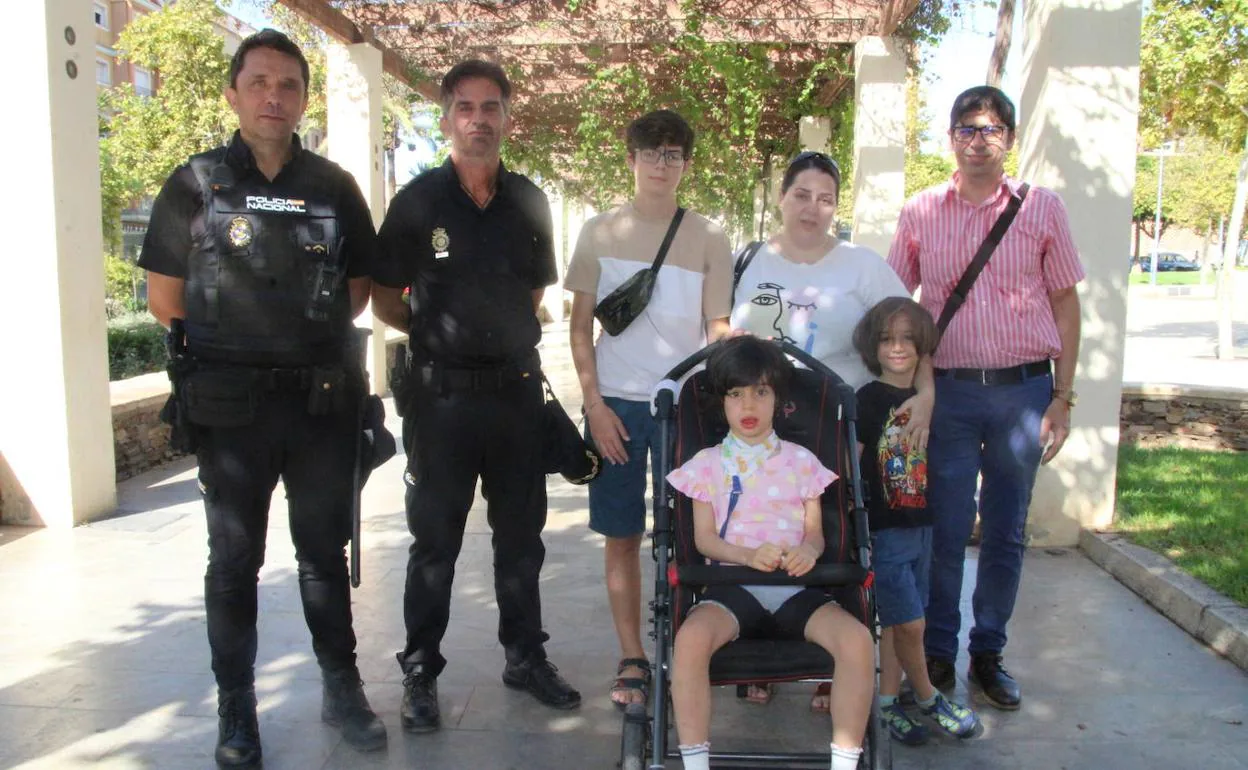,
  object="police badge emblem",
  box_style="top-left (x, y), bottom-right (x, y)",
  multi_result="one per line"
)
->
top-left (432, 227), bottom-right (450, 259)
top-left (227, 216), bottom-right (253, 249)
